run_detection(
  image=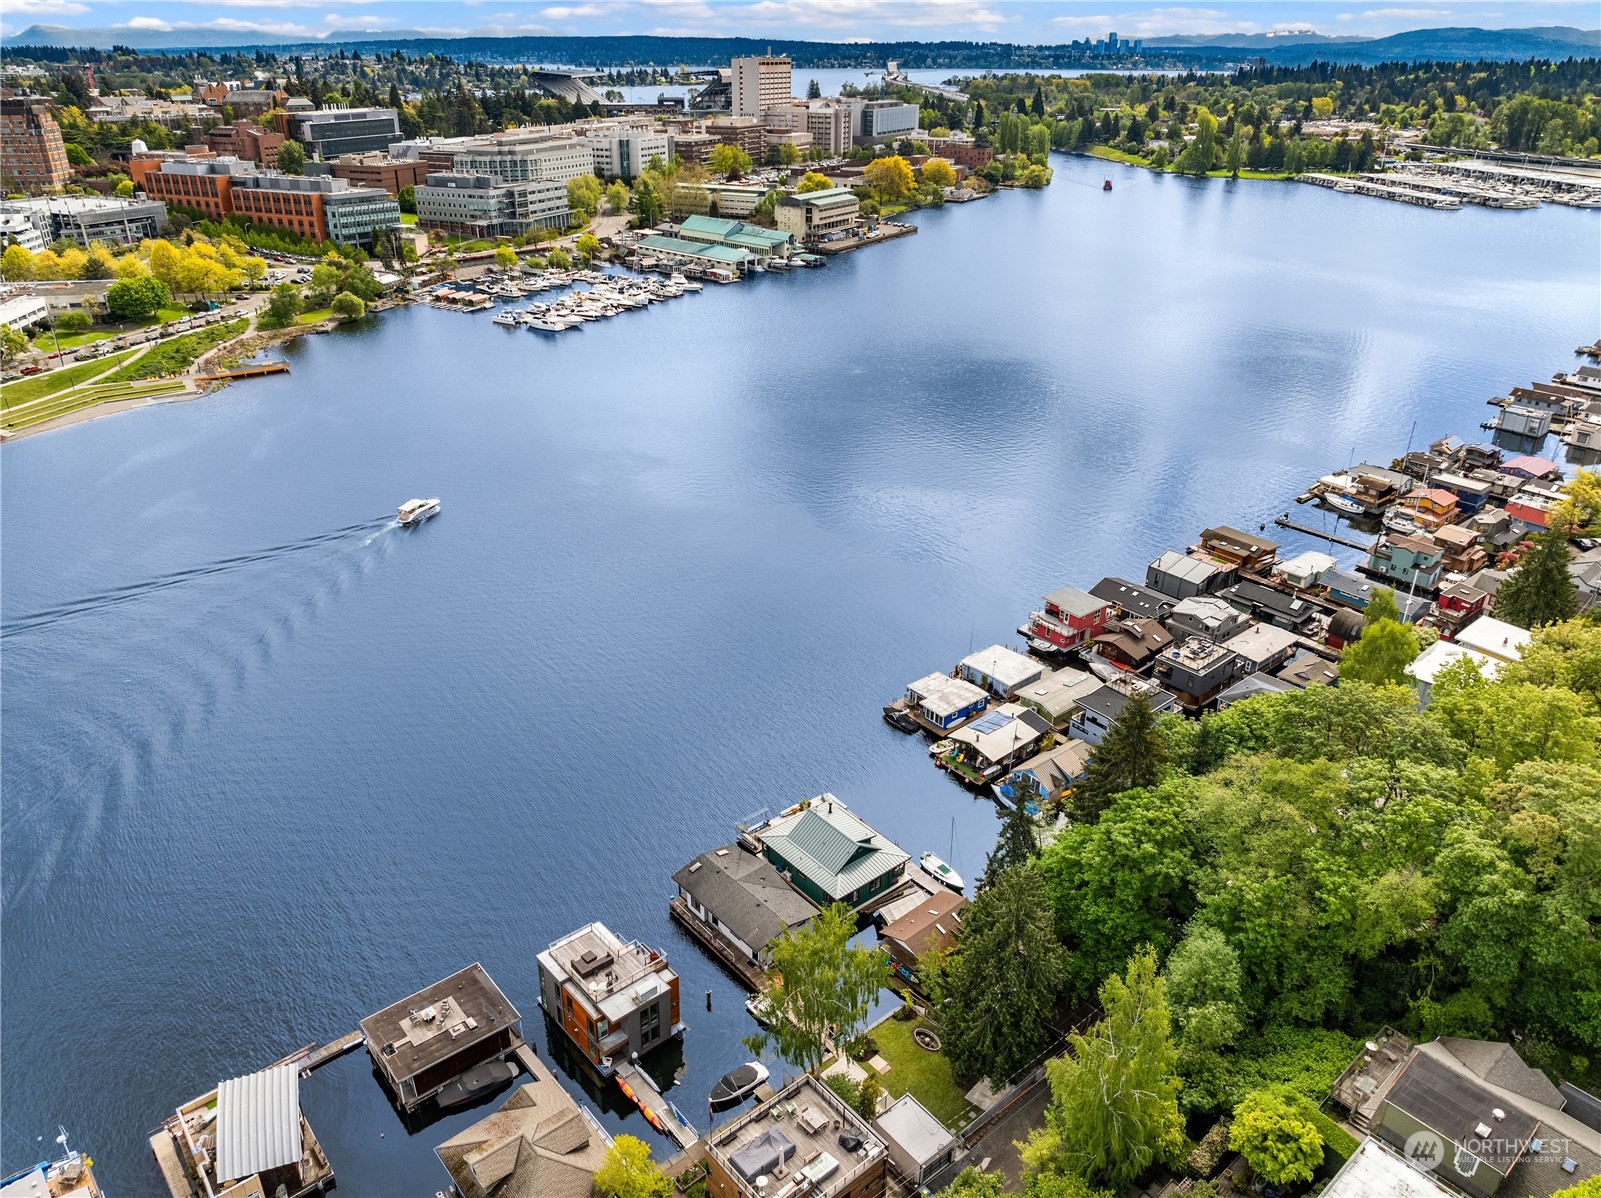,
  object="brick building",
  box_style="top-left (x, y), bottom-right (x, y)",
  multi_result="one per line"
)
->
top-left (202, 120), bottom-right (285, 168)
top-left (1, 96), bottom-right (72, 193)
